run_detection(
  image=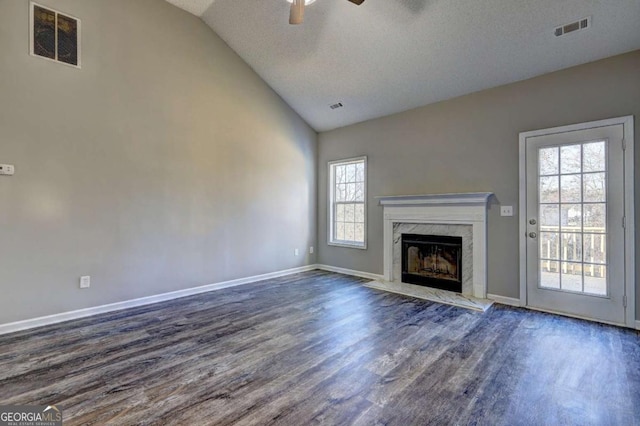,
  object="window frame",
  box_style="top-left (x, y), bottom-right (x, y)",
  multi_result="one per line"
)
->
top-left (328, 156), bottom-right (367, 249)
